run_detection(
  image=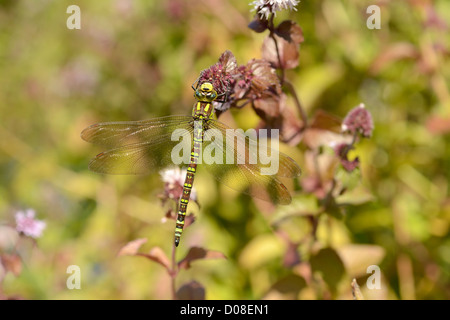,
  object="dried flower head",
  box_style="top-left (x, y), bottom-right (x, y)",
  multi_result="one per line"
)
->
top-left (215, 57), bottom-right (281, 112)
top-left (250, 0), bottom-right (300, 20)
top-left (15, 209), bottom-right (46, 239)
top-left (160, 167), bottom-right (197, 202)
top-left (237, 59), bottom-right (281, 99)
top-left (342, 103), bottom-right (374, 138)
top-left (197, 50), bottom-right (237, 99)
